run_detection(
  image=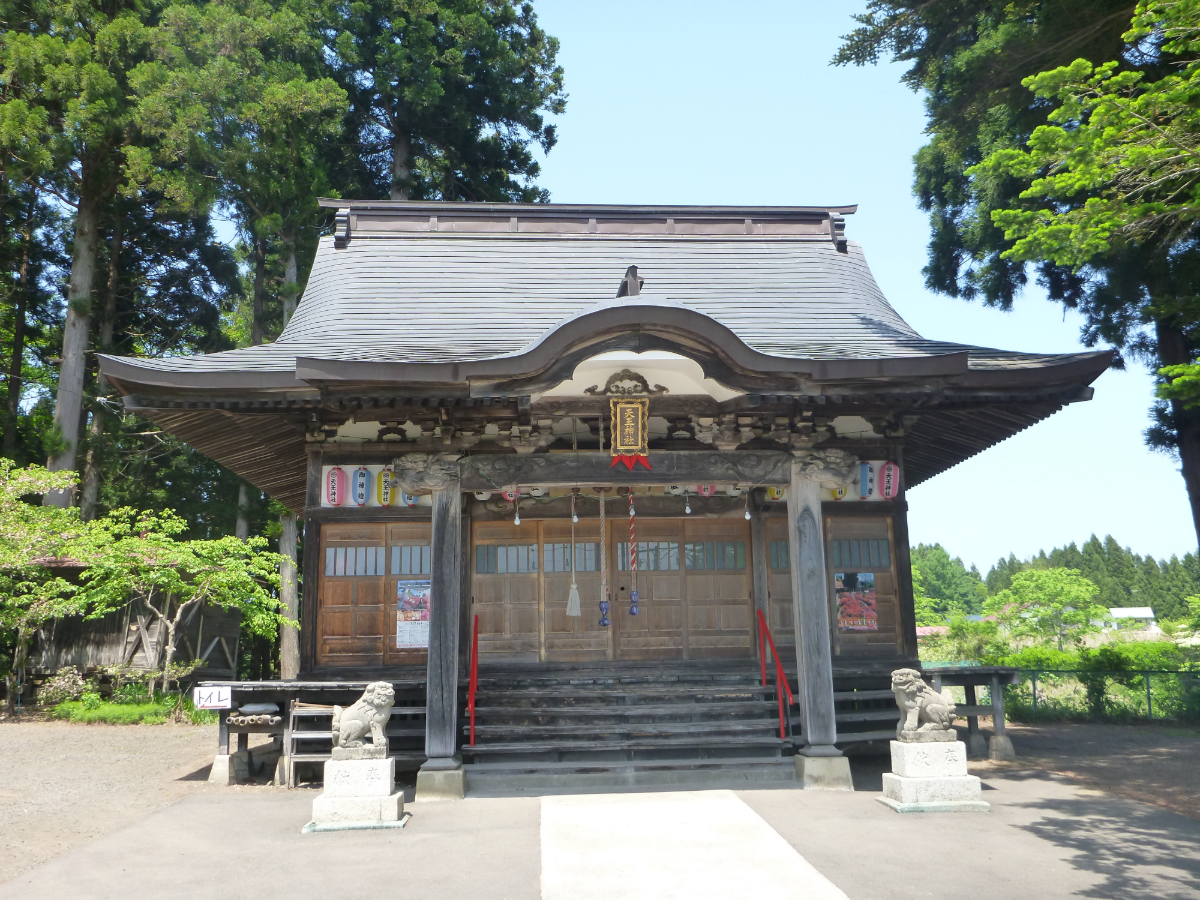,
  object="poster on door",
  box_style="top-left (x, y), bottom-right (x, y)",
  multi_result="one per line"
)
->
top-left (396, 580), bottom-right (432, 648)
top-left (835, 572), bottom-right (878, 632)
